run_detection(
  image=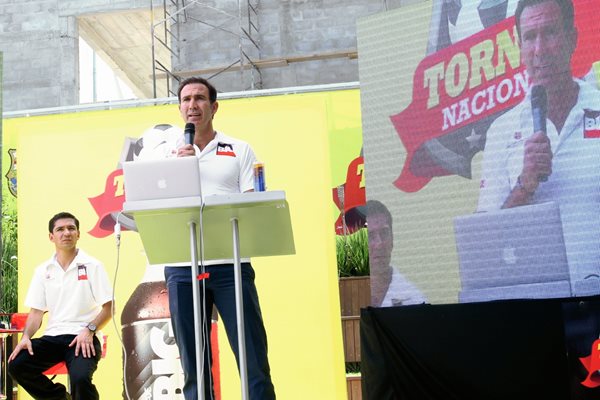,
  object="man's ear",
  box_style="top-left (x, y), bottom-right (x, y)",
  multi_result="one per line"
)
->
top-left (212, 101), bottom-right (219, 118)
